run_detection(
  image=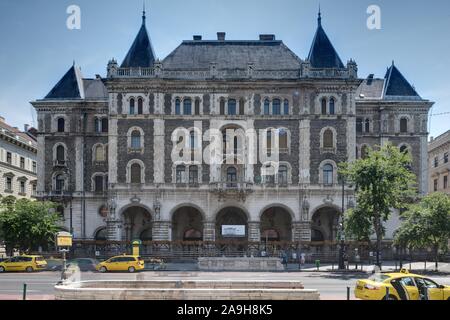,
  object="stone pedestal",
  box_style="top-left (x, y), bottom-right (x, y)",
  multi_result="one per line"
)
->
top-left (247, 221), bottom-right (260, 242)
top-left (152, 221), bottom-right (171, 241)
top-left (298, 222), bottom-right (311, 241)
top-left (203, 221), bottom-right (215, 241)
